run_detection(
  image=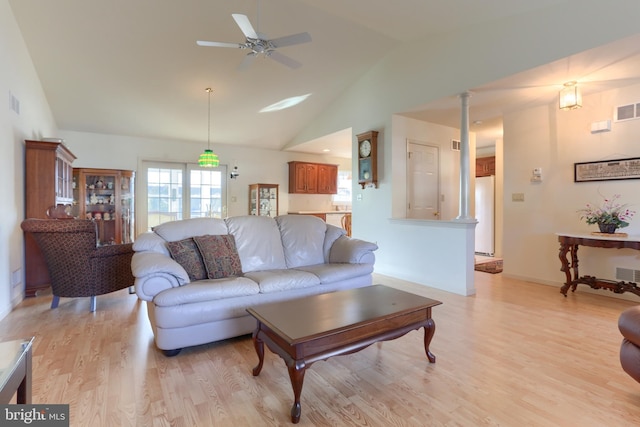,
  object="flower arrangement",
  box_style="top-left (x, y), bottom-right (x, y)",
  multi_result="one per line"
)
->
top-left (578, 194), bottom-right (635, 230)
